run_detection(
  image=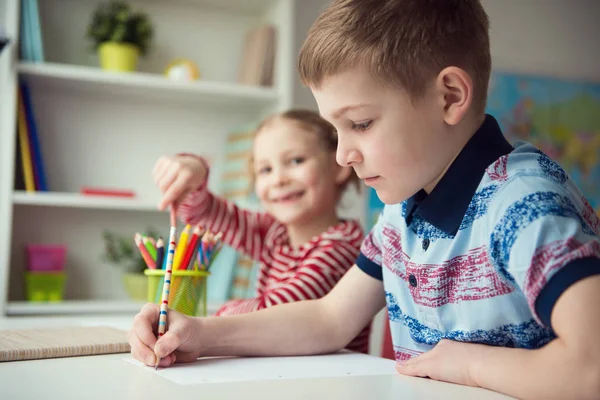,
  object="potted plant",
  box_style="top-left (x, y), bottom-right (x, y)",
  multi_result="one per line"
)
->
top-left (86, 0), bottom-right (153, 72)
top-left (101, 228), bottom-right (159, 301)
